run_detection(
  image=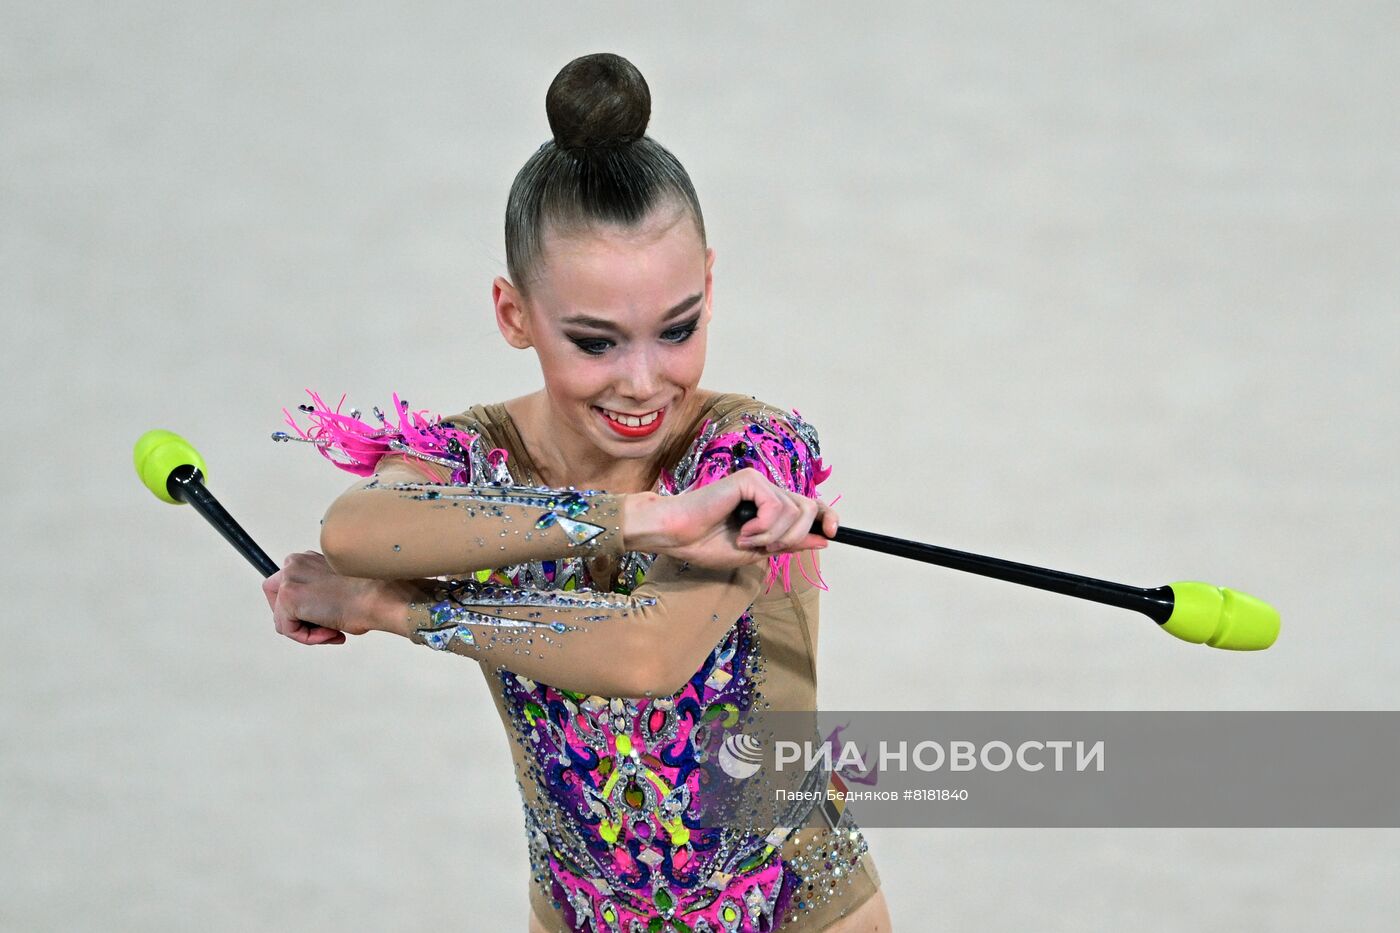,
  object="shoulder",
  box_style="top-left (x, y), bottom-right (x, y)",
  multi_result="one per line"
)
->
top-left (665, 391), bottom-right (827, 495)
top-left (375, 401), bottom-right (511, 485)
top-left (698, 392), bottom-right (822, 456)
top-left (432, 403), bottom-right (517, 485)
